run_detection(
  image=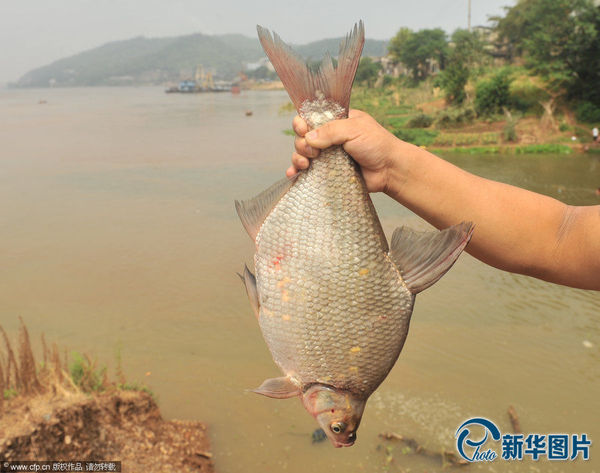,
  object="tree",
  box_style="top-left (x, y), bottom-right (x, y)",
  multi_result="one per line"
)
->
top-left (449, 29), bottom-right (487, 72)
top-left (475, 69), bottom-right (513, 116)
top-left (355, 57), bottom-right (382, 87)
top-left (436, 61), bottom-right (469, 104)
top-left (436, 29), bottom-right (487, 104)
top-left (399, 29), bottom-right (449, 81)
top-left (388, 27), bottom-right (413, 65)
top-left (493, 0), bottom-right (600, 105)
